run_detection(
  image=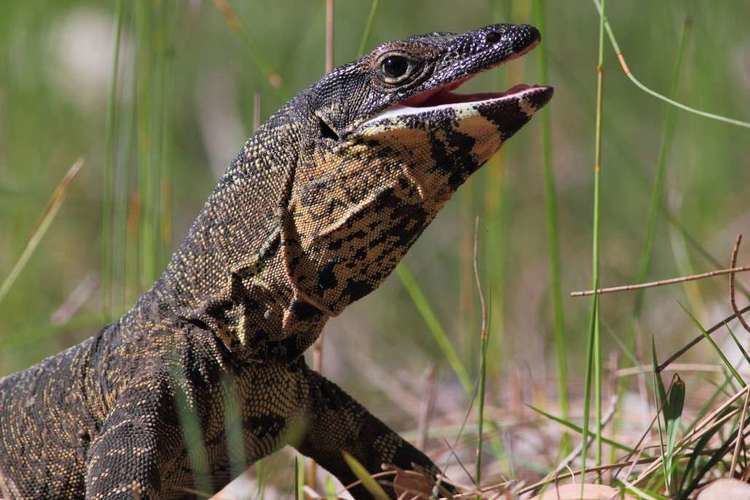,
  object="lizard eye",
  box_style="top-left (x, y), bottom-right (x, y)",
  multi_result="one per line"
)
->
top-left (379, 54), bottom-right (414, 84)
